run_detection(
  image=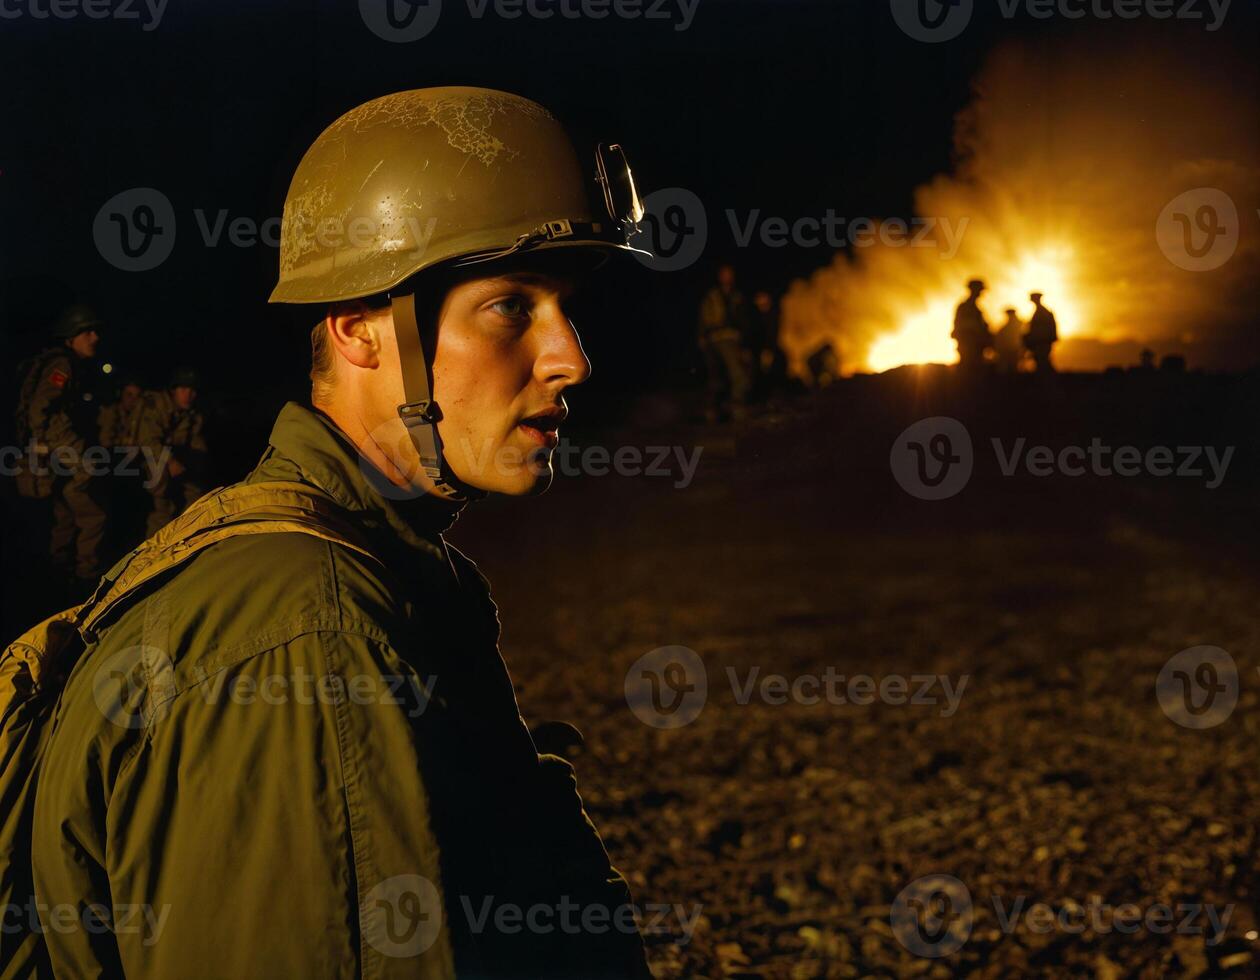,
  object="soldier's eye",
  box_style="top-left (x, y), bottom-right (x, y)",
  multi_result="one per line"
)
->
top-left (490, 296), bottom-right (529, 320)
